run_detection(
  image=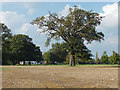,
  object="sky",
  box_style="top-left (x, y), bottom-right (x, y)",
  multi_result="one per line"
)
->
top-left (0, 2), bottom-right (118, 58)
